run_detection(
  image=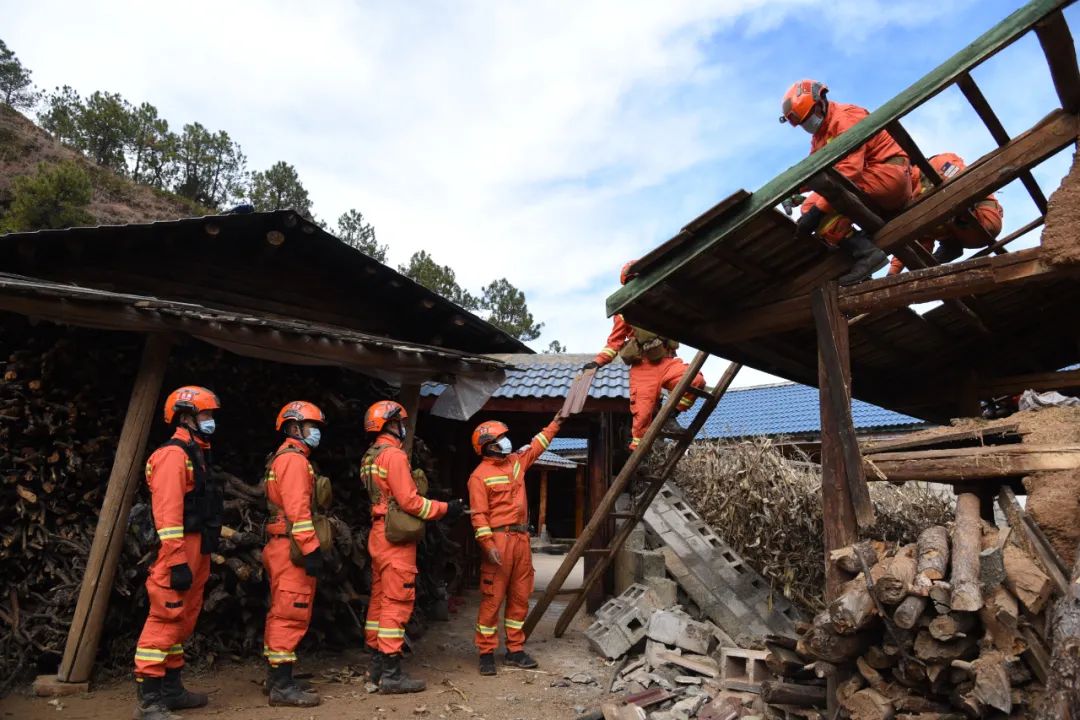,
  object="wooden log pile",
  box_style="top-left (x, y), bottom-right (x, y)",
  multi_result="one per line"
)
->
top-left (761, 495), bottom-right (1070, 720)
top-left (0, 319), bottom-right (462, 692)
